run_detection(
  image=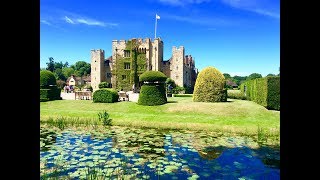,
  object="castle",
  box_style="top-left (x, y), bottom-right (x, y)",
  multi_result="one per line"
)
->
top-left (91, 37), bottom-right (198, 92)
